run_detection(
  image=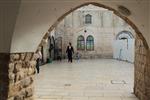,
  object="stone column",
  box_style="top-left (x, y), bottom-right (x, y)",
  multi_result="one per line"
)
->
top-left (145, 50), bottom-right (150, 100)
top-left (0, 52), bottom-right (36, 100)
top-left (134, 38), bottom-right (150, 100)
